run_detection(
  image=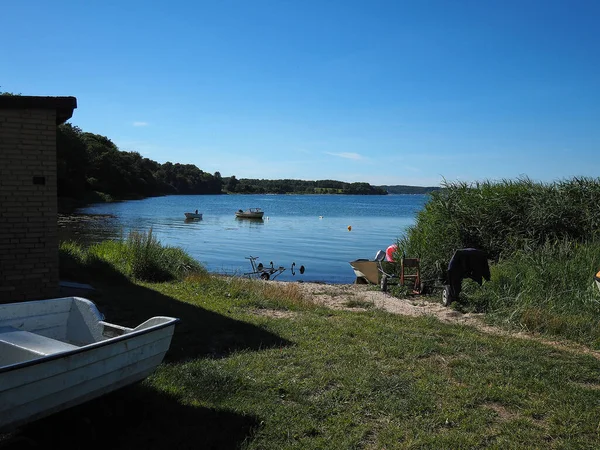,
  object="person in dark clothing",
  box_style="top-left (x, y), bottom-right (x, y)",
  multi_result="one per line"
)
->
top-left (446, 248), bottom-right (491, 302)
